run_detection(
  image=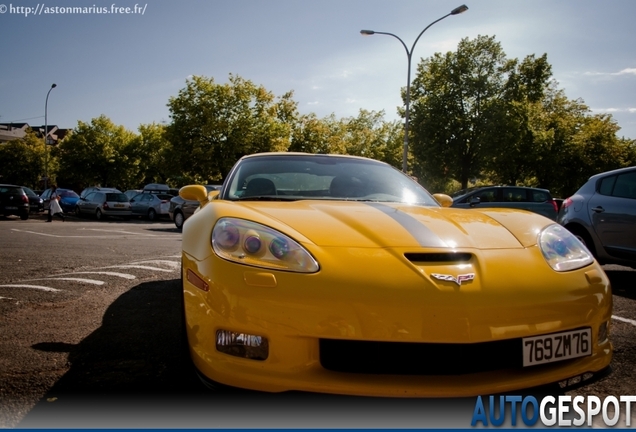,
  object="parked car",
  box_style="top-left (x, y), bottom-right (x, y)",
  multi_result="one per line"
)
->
top-left (75, 191), bottom-right (132, 220)
top-left (179, 152), bottom-right (611, 396)
top-left (21, 186), bottom-right (44, 213)
top-left (143, 183), bottom-right (170, 194)
top-left (169, 185), bottom-right (221, 229)
top-left (0, 184), bottom-right (30, 220)
top-left (40, 188), bottom-right (80, 213)
top-left (558, 166), bottom-right (636, 268)
top-left (130, 192), bottom-right (173, 221)
top-left (124, 189), bottom-right (143, 200)
top-left (79, 186), bottom-right (121, 199)
top-left (451, 185), bottom-right (558, 220)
